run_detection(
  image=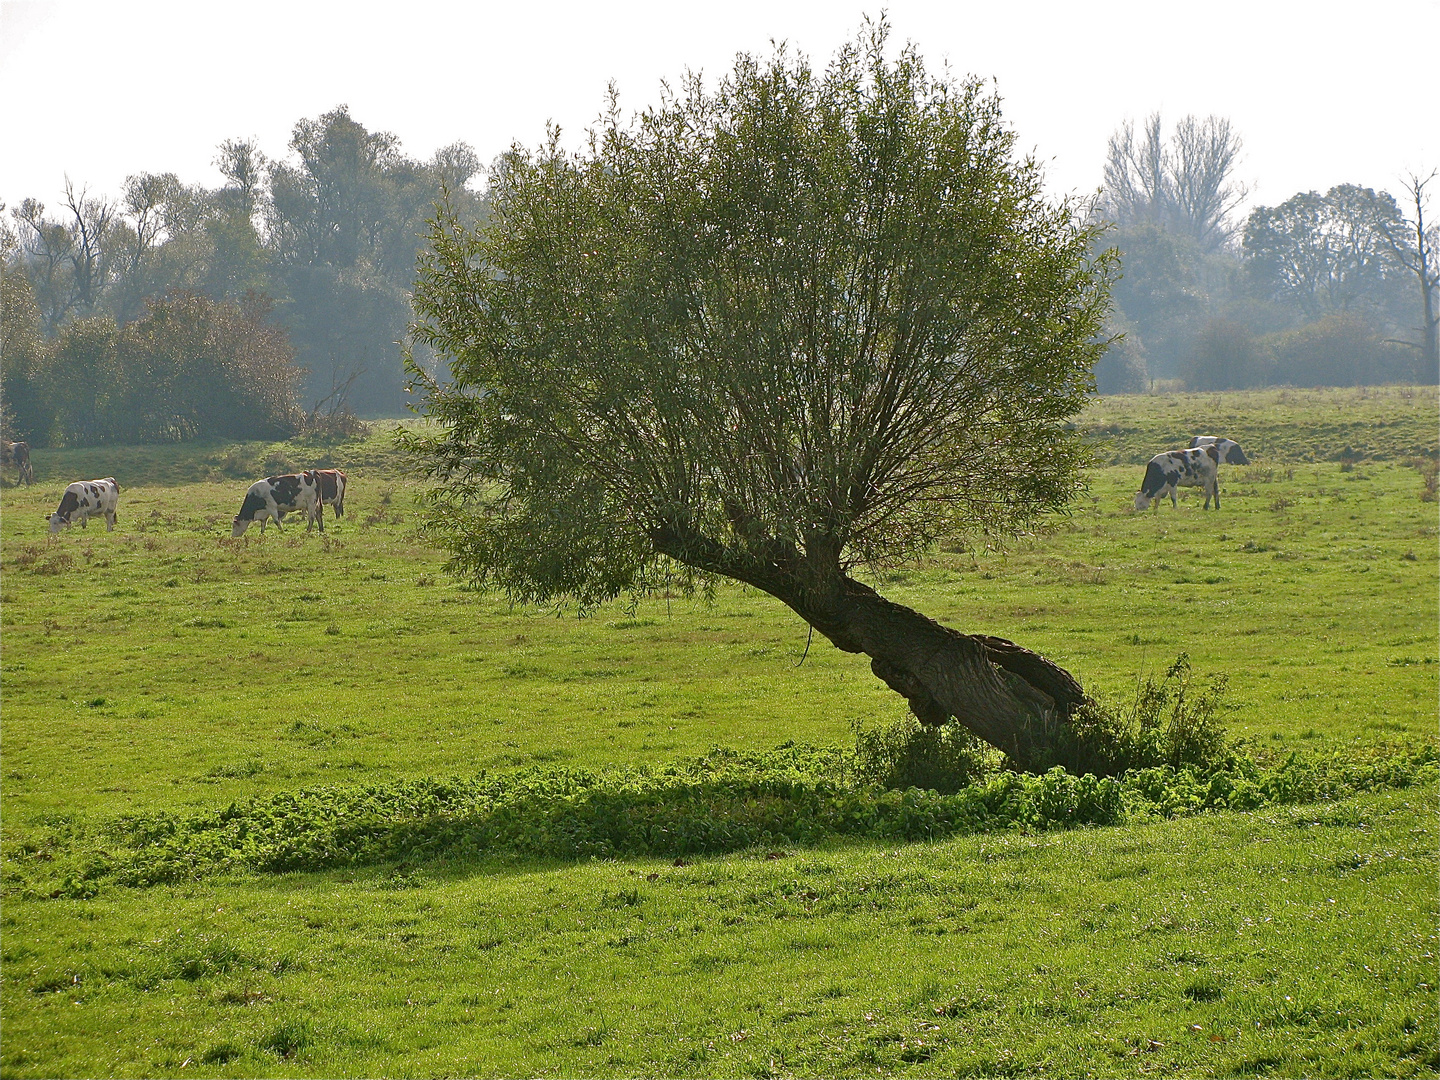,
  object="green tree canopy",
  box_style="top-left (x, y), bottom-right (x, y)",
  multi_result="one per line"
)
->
top-left (1242, 185), bottom-right (1410, 323)
top-left (268, 105), bottom-right (485, 414)
top-left (408, 26), bottom-right (1113, 768)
